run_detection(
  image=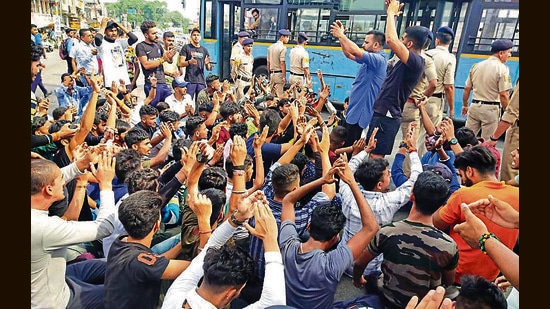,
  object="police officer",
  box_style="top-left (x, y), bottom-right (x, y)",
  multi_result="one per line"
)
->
top-left (416, 26), bottom-right (457, 155)
top-left (234, 38), bottom-right (255, 101)
top-left (462, 38), bottom-right (513, 142)
top-left (267, 28), bottom-right (290, 97)
top-left (488, 79), bottom-right (519, 183)
top-left (230, 31), bottom-right (250, 82)
top-left (289, 32), bottom-right (312, 89)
